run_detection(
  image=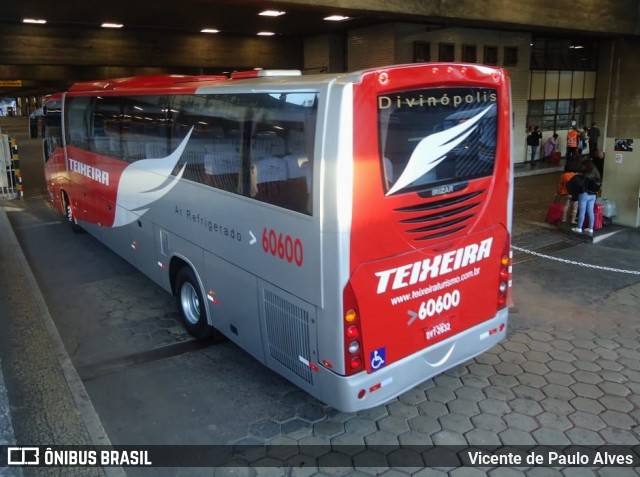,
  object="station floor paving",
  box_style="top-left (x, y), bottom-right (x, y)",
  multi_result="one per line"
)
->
top-left (1, 116), bottom-right (639, 476)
